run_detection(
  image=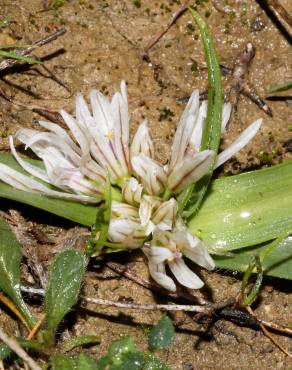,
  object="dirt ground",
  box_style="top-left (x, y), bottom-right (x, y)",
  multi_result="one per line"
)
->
top-left (0, 0), bottom-right (291, 369)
